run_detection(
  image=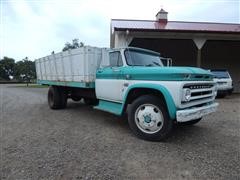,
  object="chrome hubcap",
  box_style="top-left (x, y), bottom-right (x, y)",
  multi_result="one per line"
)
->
top-left (135, 104), bottom-right (164, 134)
